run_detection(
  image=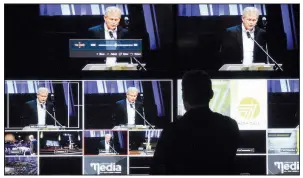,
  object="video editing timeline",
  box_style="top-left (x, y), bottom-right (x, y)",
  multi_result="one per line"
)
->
top-left (70, 39), bottom-right (143, 58)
